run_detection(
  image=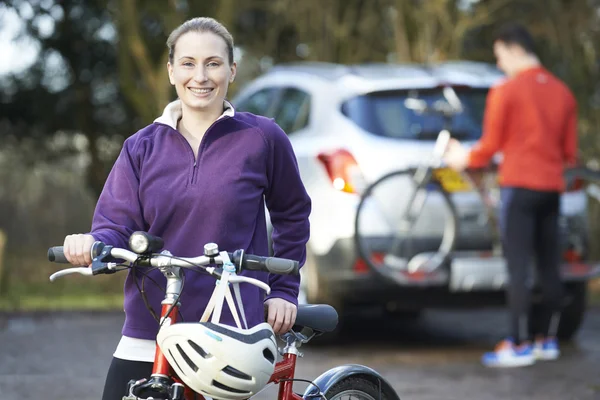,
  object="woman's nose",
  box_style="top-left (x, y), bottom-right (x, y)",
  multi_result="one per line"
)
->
top-left (193, 66), bottom-right (208, 82)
